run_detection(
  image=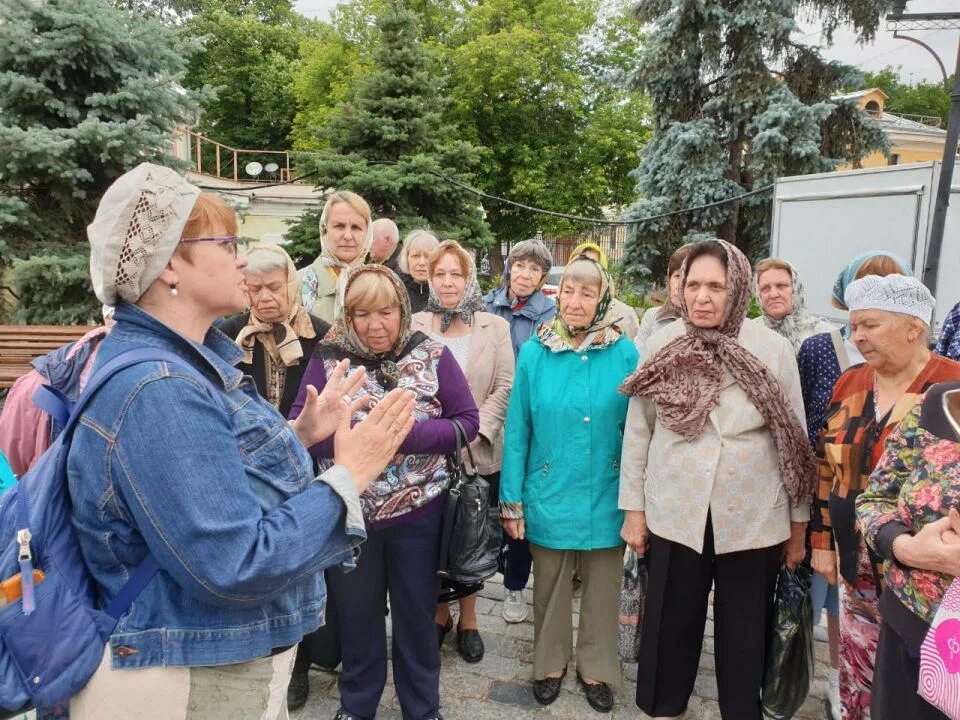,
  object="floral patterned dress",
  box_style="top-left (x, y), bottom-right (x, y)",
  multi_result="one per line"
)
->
top-left (812, 355), bottom-right (960, 718)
